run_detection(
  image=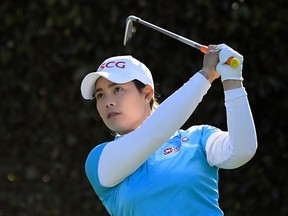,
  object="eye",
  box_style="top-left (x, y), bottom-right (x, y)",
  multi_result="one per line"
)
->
top-left (114, 87), bottom-right (123, 93)
top-left (95, 93), bottom-right (104, 100)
